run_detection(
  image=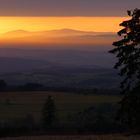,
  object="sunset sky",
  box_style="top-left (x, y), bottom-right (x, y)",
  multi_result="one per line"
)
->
top-left (0, 0), bottom-right (139, 16)
top-left (0, 17), bottom-right (128, 34)
top-left (0, 0), bottom-right (138, 34)
top-left (0, 0), bottom-right (138, 47)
